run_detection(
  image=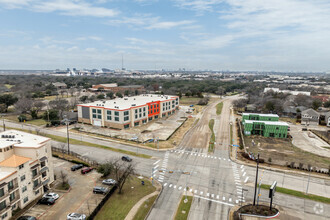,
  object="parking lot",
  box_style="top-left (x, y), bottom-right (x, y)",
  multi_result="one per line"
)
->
top-left (22, 158), bottom-right (107, 220)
